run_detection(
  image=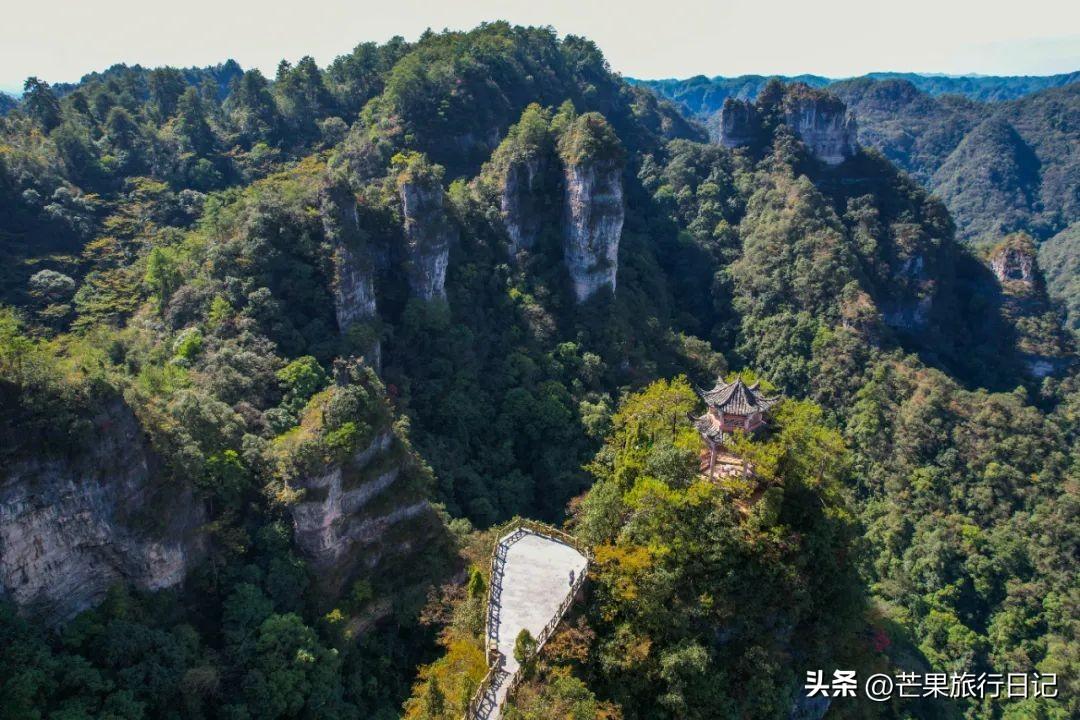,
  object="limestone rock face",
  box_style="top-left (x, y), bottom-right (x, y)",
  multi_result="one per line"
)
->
top-left (715, 88), bottom-right (858, 165)
top-left (991, 242), bottom-right (1036, 285)
top-left (321, 183), bottom-right (381, 368)
top-left (321, 185), bottom-right (378, 328)
top-left (881, 252), bottom-right (935, 331)
top-left (500, 157), bottom-right (546, 256)
top-left (717, 98), bottom-right (761, 149)
top-left (562, 160), bottom-right (624, 301)
top-left (401, 180), bottom-right (456, 301)
top-left (987, 234), bottom-right (1075, 377)
top-left (882, 294), bottom-right (933, 331)
top-left (783, 95), bottom-right (858, 166)
top-left (288, 427), bottom-right (440, 593)
top-left (0, 400), bottom-right (203, 624)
